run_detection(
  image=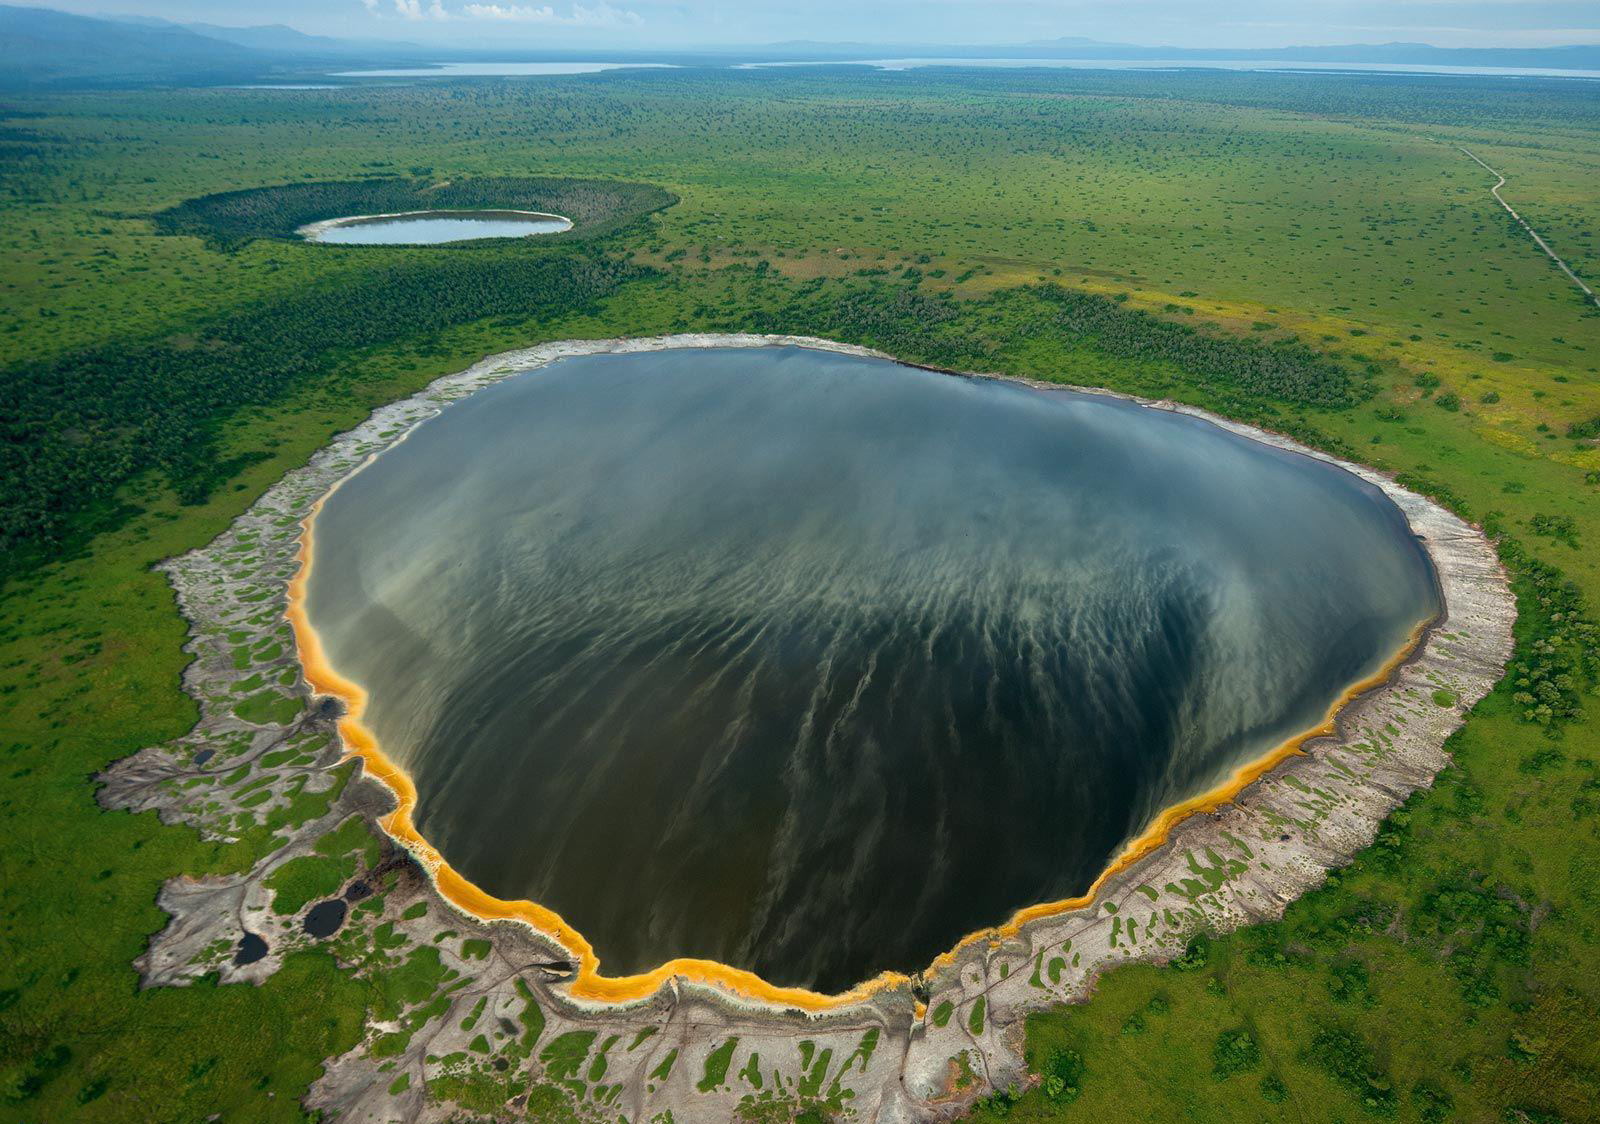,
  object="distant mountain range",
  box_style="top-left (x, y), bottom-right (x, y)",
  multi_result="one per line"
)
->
top-left (111, 13), bottom-right (419, 57)
top-left (0, 5), bottom-right (432, 87)
top-left (1, 3), bottom-right (1597, 90)
top-left (0, 5), bottom-right (261, 86)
